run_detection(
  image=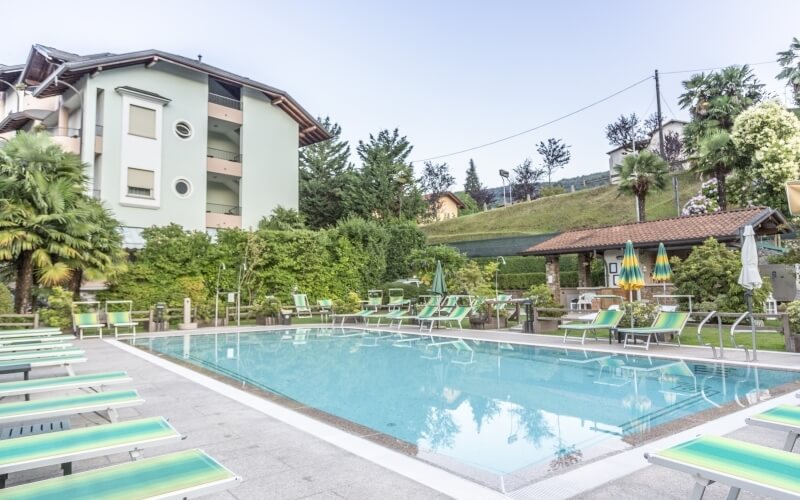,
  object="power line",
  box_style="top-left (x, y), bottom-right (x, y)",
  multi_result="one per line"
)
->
top-left (660, 60), bottom-right (777, 76)
top-left (410, 75), bottom-right (653, 163)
